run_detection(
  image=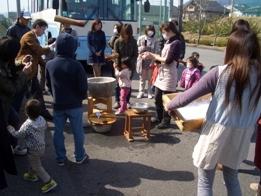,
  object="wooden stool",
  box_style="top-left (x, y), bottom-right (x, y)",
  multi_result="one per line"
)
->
top-left (124, 110), bottom-right (152, 142)
top-left (88, 96), bottom-right (112, 122)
